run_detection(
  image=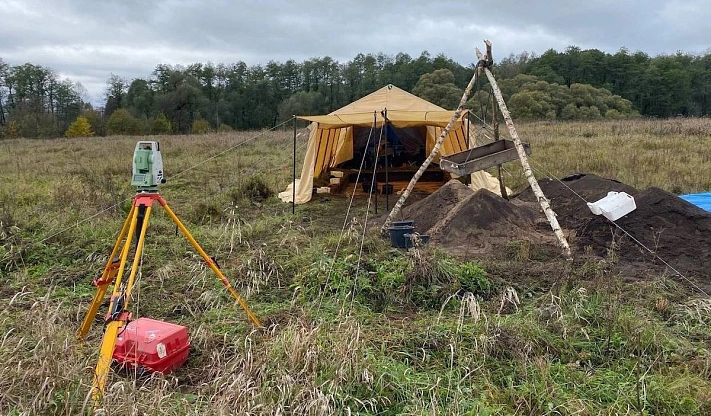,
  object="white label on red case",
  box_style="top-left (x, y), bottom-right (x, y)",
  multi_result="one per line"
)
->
top-left (156, 343), bottom-right (167, 359)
